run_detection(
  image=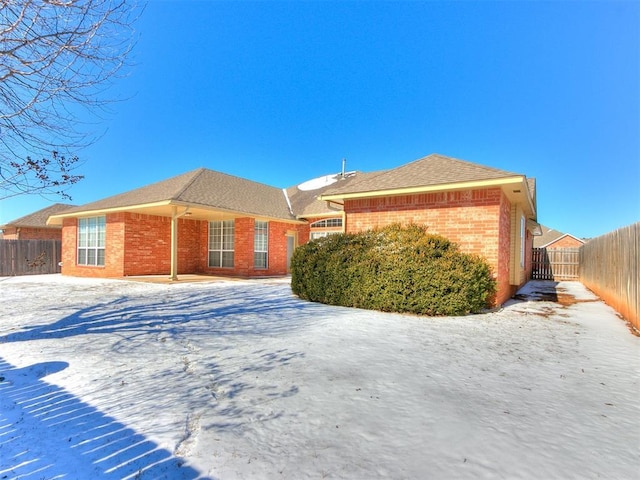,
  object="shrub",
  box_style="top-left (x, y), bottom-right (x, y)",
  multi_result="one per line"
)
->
top-left (291, 224), bottom-right (496, 315)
